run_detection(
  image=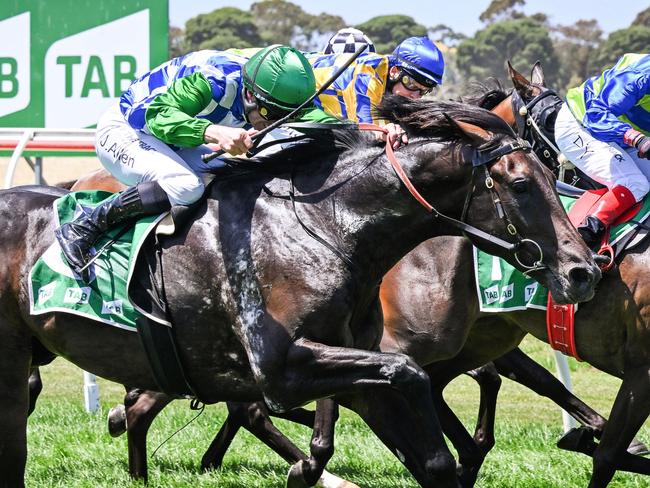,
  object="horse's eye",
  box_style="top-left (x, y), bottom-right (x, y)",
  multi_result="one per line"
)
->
top-left (512, 179), bottom-right (528, 193)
